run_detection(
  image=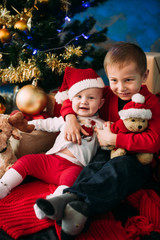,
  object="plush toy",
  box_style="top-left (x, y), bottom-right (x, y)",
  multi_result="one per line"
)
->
top-left (109, 93), bottom-right (153, 164)
top-left (0, 112), bottom-right (34, 178)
